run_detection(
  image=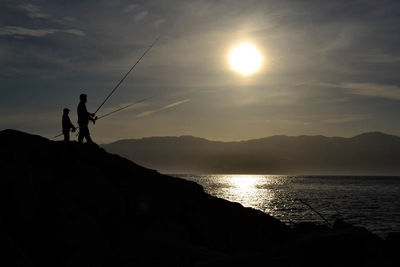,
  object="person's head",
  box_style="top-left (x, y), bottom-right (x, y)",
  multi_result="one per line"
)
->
top-left (80, 93), bottom-right (87, 103)
top-left (63, 108), bottom-right (70, 115)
